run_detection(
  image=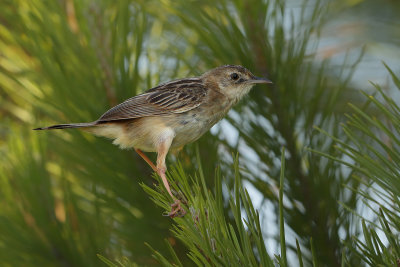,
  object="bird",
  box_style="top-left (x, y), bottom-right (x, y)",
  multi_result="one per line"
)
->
top-left (34, 65), bottom-right (272, 218)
